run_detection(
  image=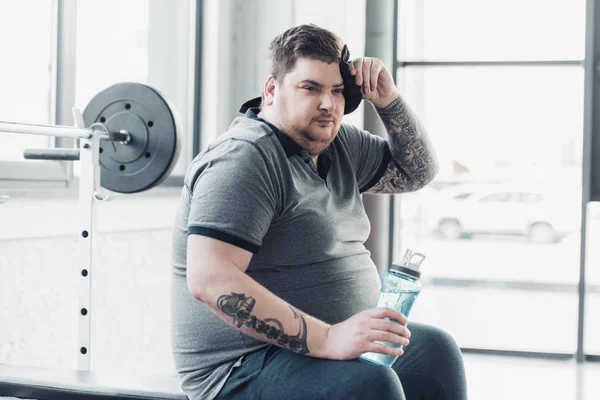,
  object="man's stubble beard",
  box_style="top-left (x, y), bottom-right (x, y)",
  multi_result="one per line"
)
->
top-left (297, 124), bottom-right (340, 156)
